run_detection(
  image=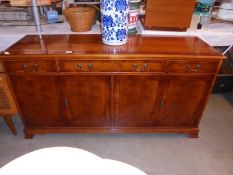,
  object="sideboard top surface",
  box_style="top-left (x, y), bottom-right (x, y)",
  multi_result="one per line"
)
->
top-left (1, 34), bottom-right (224, 59)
